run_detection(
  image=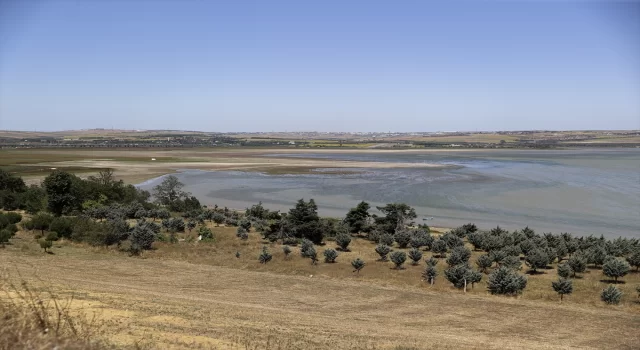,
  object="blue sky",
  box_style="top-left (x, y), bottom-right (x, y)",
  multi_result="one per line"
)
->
top-left (0, 0), bottom-right (638, 132)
